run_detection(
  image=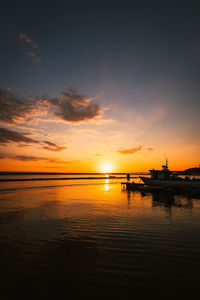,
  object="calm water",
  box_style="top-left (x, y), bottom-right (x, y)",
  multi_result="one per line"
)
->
top-left (0, 176), bottom-right (200, 299)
